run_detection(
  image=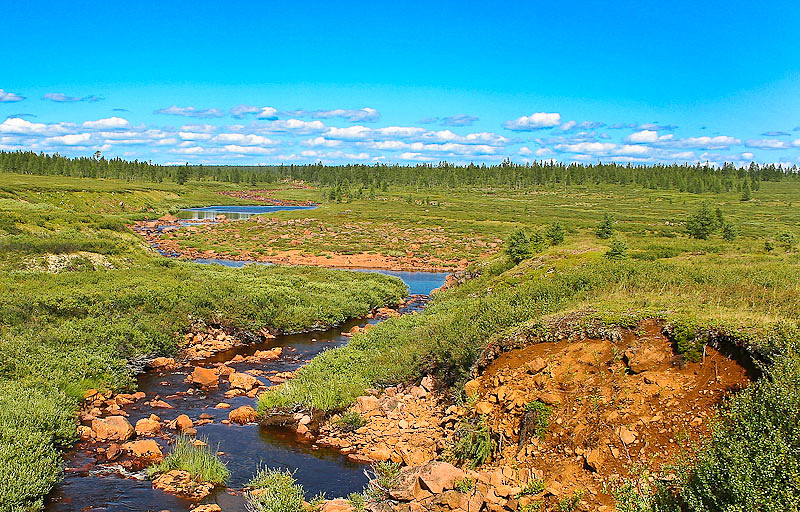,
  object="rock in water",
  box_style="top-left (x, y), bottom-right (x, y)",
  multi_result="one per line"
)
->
top-left (91, 416), bottom-right (134, 441)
